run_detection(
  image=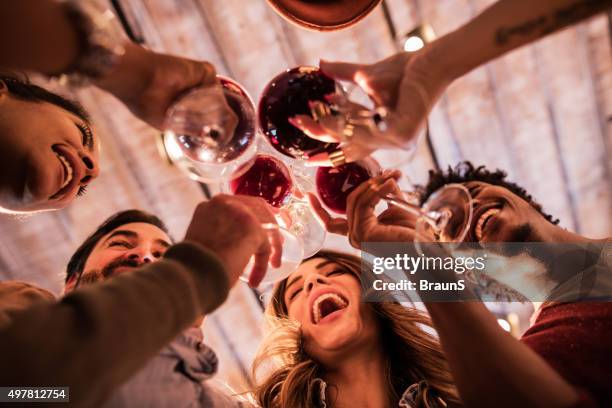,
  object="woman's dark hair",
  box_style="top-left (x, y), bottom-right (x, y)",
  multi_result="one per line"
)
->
top-left (419, 161), bottom-right (559, 225)
top-left (65, 210), bottom-right (170, 283)
top-left (0, 72), bottom-right (90, 123)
